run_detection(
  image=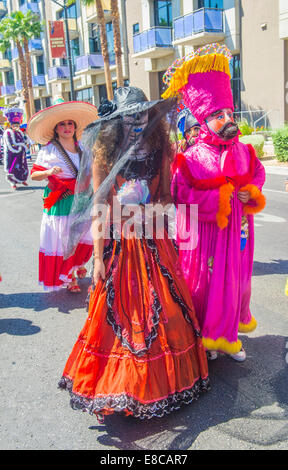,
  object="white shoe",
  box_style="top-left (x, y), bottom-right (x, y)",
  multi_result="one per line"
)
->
top-left (230, 348), bottom-right (246, 362)
top-left (207, 350), bottom-right (218, 360)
